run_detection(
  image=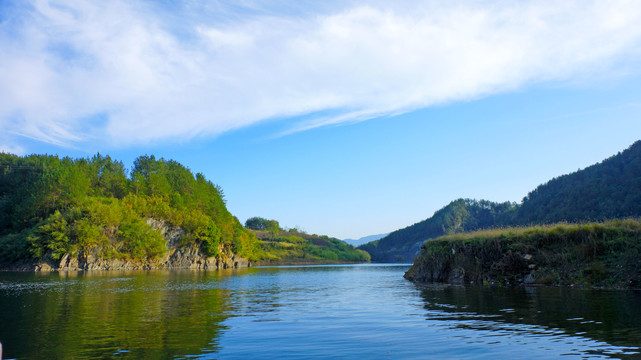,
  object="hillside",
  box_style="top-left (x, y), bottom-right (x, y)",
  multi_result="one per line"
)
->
top-left (0, 153), bottom-right (260, 270)
top-left (243, 217), bottom-right (370, 264)
top-left (404, 219), bottom-right (641, 289)
top-left (514, 140), bottom-right (641, 224)
top-left (0, 154), bottom-right (371, 270)
top-left (359, 199), bottom-right (516, 262)
top-left (362, 140), bottom-right (641, 263)
top-left (253, 230), bottom-right (370, 264)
